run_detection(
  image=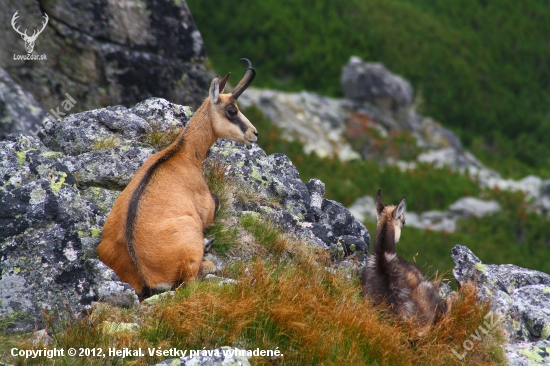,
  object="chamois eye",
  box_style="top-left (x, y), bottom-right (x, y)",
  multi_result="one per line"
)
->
top-left (226, 107), bottom-right (238, 119)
